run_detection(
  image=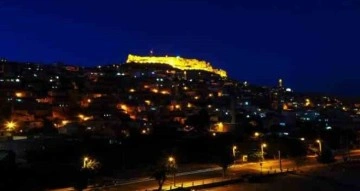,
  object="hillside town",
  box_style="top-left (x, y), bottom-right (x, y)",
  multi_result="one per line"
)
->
top-left (0, 54), bottom-right (359, 190)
